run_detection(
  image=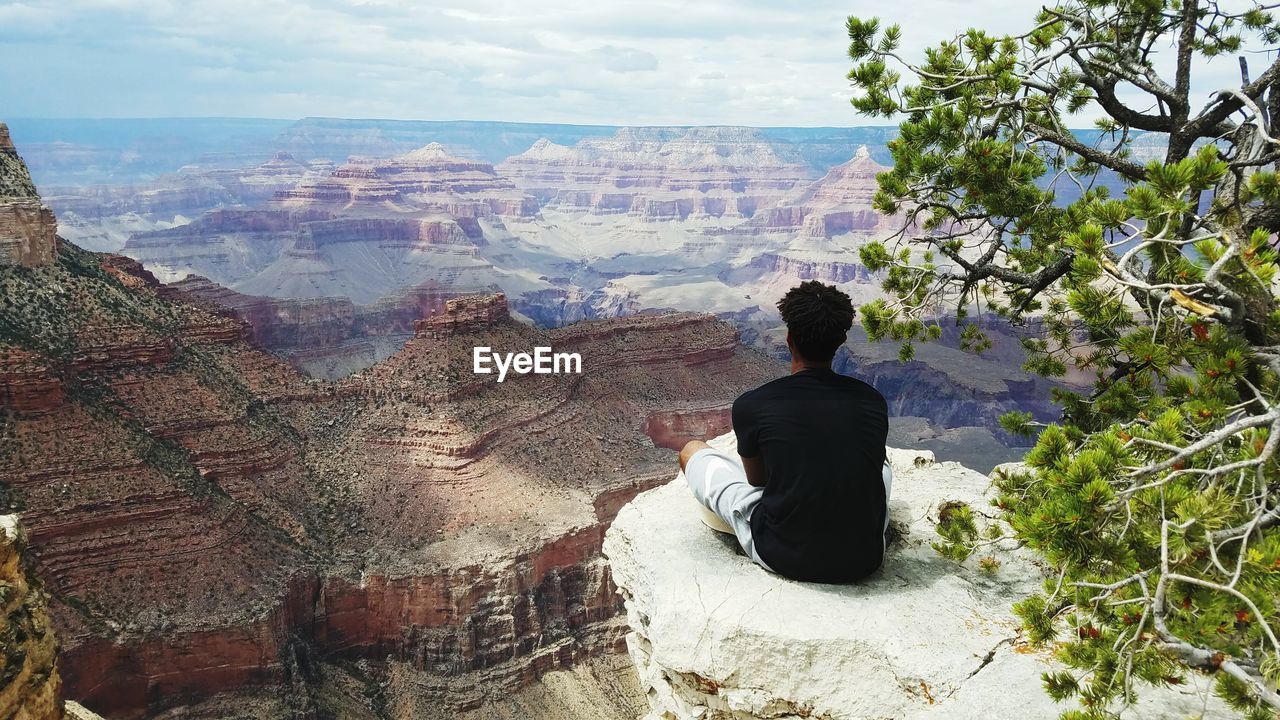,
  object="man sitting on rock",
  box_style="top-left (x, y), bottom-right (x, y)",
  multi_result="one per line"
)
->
top-left (679, 280), bottom-right (891, 583)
